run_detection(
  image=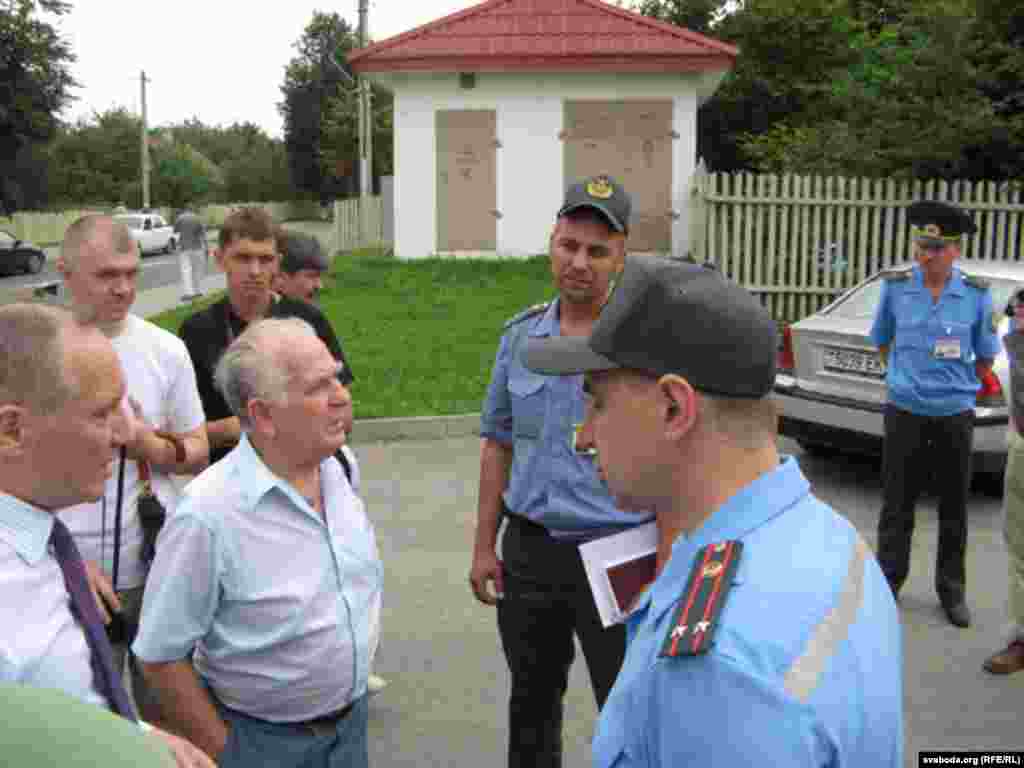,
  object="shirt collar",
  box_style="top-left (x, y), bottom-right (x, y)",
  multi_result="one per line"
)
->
top-left (646, 456), bottom-right (811, 622)
top-left (232, 433), bottom-right (331, 522)
top-left (233, 433), bottom-right (288, 510)
top-left (528, 299), bottom-right (562, 339)
top-left (910, 264), bottom-right (966, 297)
top-left (0, 491), bottom-right (55, 565)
